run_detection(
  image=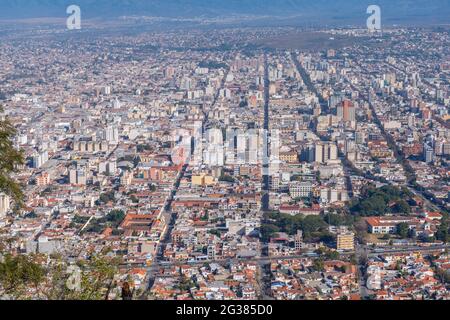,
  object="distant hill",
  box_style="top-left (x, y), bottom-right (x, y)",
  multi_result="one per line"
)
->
top-left (0, 0), bottom-right (449, 25)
